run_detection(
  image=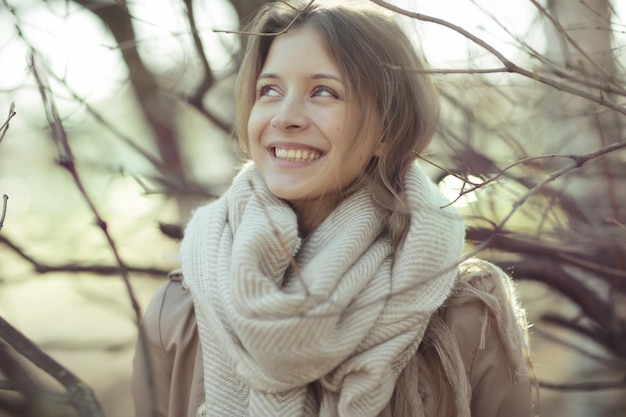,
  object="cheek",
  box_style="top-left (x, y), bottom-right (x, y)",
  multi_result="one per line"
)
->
top-left (247, 109), bottom-right (263, 142)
